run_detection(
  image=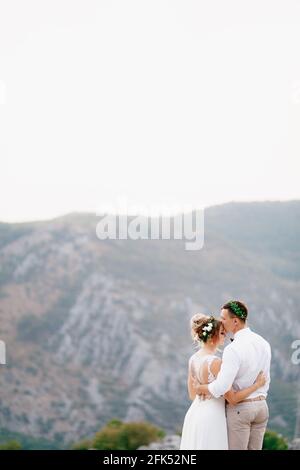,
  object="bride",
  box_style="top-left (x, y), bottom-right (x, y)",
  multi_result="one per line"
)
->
top-left (180, 314), bottom-right (266, 450)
